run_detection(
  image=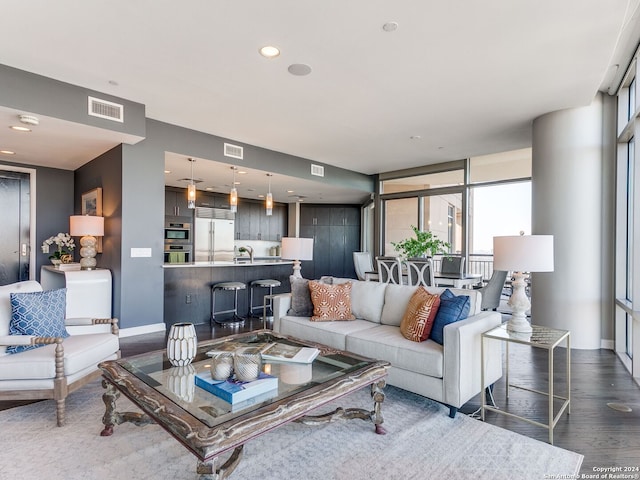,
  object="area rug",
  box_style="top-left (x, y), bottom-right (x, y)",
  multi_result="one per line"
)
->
top-left (0, 380), bottom-right (582, 480)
